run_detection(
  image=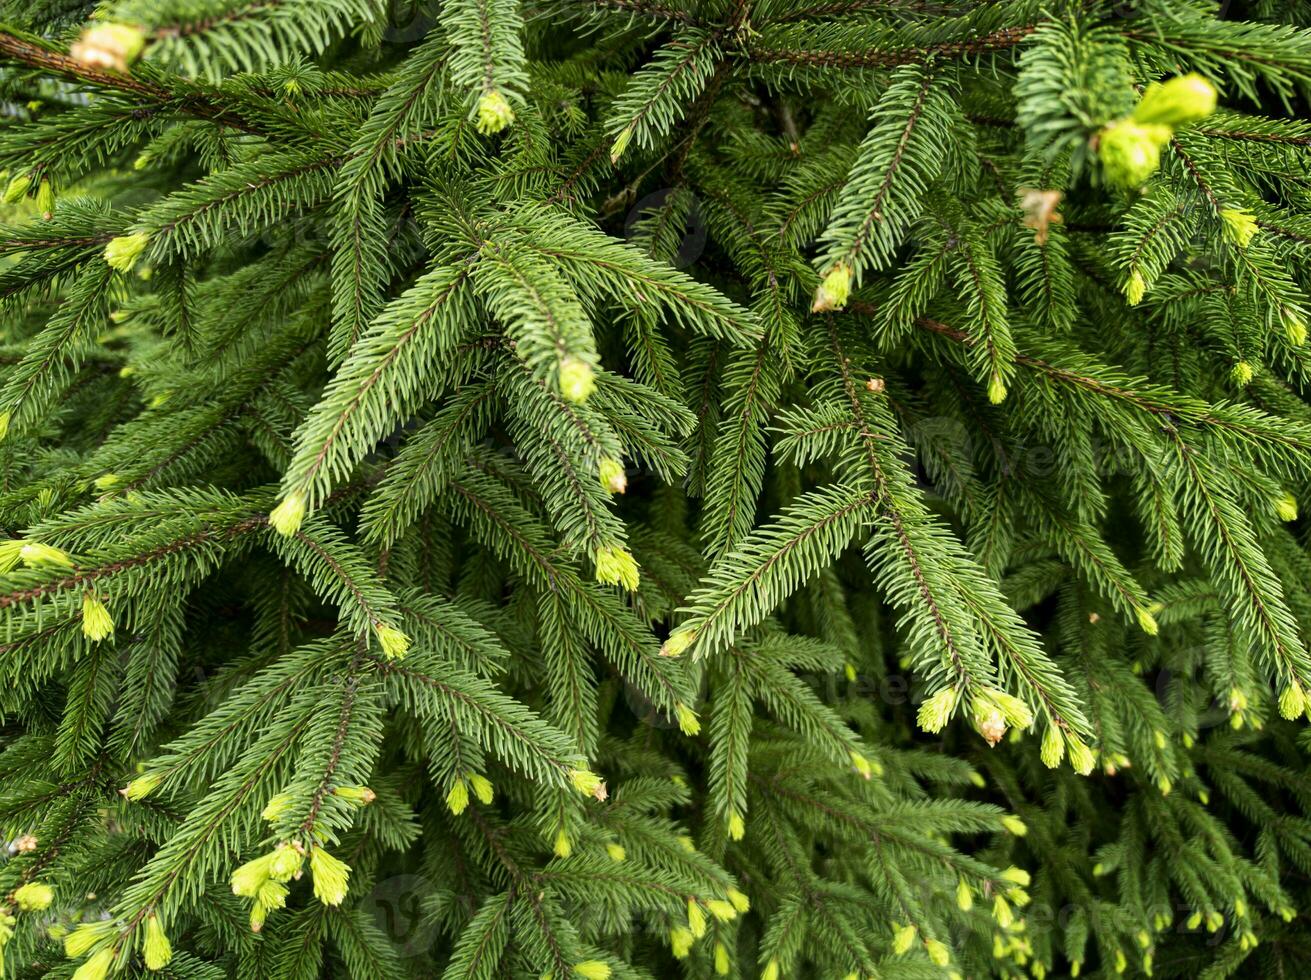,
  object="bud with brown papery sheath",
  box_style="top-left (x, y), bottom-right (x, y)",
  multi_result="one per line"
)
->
top-left (811, 263), bottom-right (851, 312)
top-left (71, 23), bottom-right (147, 73)
top-left (598, 457), bottom-right (627, 494)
